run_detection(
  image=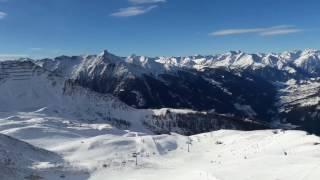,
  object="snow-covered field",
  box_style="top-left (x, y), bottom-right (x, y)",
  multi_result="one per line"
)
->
top-left (1, 110), bottom-right (320, 180)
